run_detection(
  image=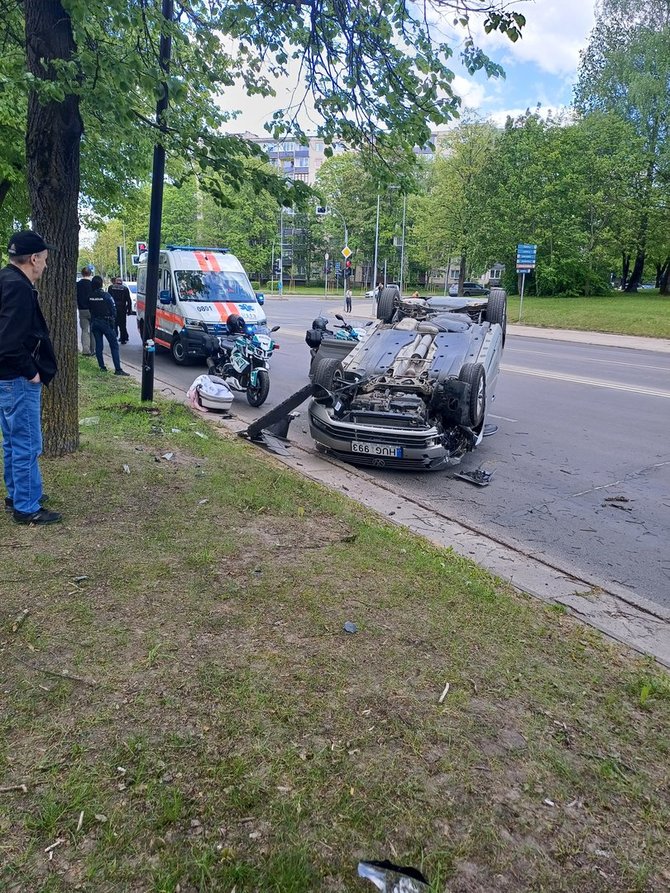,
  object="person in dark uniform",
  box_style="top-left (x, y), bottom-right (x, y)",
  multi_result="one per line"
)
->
top-left (89, 276), bottom-right (129, 375)
top-left (0, 230), bottom-right (61, 525)
top-left (108, 277), bottom-right (133, 344)
top-left (76, 266), bottom-right (95, 355)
